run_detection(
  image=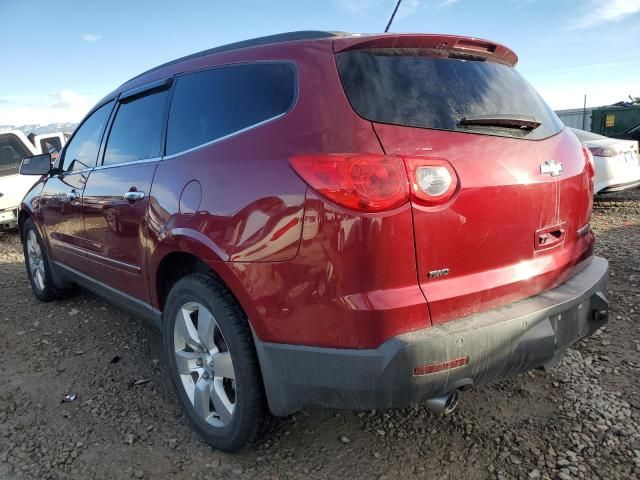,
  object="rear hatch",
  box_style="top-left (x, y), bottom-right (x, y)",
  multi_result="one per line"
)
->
top-left (334, 36), bottom-right (595, 324)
